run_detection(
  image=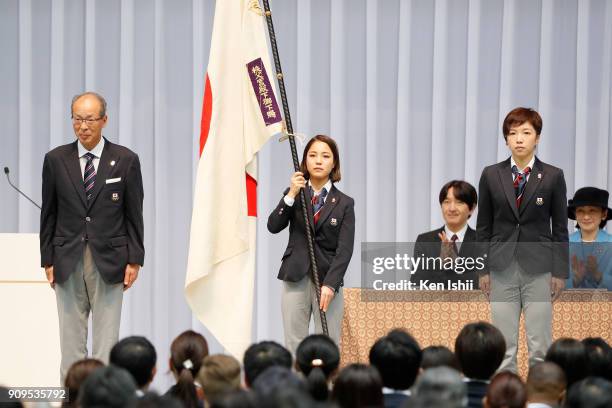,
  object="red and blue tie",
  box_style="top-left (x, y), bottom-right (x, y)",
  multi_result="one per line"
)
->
top-left (512, 165), bottom-right (531, 208)
top-left (311, 187), bottom-right (328, 225)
